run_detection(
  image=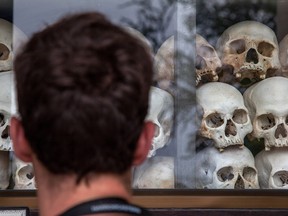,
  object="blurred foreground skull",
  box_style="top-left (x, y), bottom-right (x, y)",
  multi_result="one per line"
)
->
top-left (256, 147), bottom-right (288, 189)
top-left (217, 21), bottom-right (280, 86)
top-left (12, 155), bottom-right (36, 189)
top-left (244, 77), bottom-right (288, 151)
top-left (197, 82), bottom-right (252, 150)
top-left (133, 156), bottom-right (174, 188)
top-left (154, 36), bottom-right (174, 93)
top-left (196, 34), bottom-right (220, 86)
top-left (146, 87), bottom-right (174, 157)
top-left (194, 146), bottom-right (259, 189)
top-left (0, 72), bottom-right (13, 151)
